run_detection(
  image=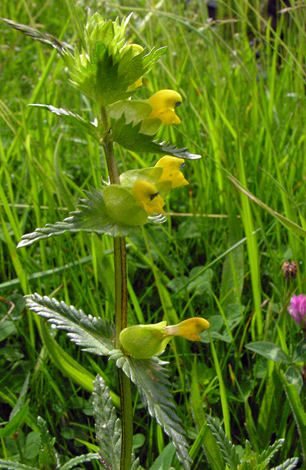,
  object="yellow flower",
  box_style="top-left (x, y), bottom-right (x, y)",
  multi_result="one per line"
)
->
top-left (165, 317), bottom-right (210, 341)
top-left (147, 90), bottom-right (182, 125)
top-left (155, 156), bottom-right (189, 188)
top-left (132, 180), bottom-right (166, 216)
top-left (120, 317), bottom-right (210, 359)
